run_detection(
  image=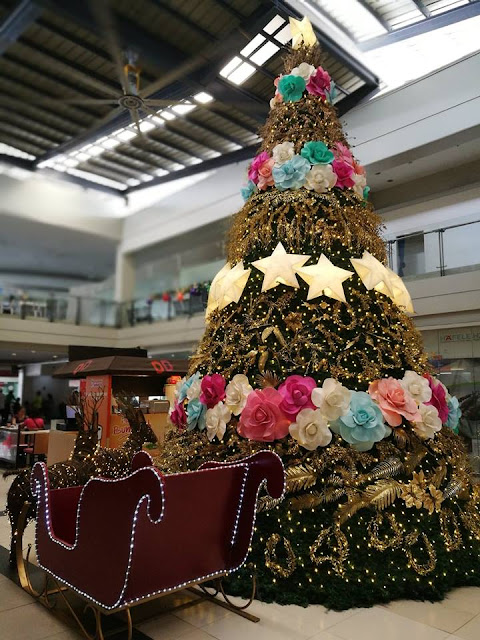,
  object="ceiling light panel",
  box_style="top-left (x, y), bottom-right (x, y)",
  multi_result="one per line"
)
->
top-left (249, 41), bottom-right (279, 65)
top-left (240, 34), bottom-right (266, 57)
top-left (263, 15), bottom-right (285, 34)
top-left (228, 61), bottom-right (256, 85)
top-left (194, 91), bottom-right (214, 103)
